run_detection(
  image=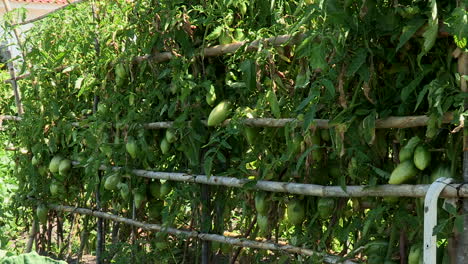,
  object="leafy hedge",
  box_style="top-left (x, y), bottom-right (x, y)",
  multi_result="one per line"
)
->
top-left (1, 0), bottom-right (467, 263)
